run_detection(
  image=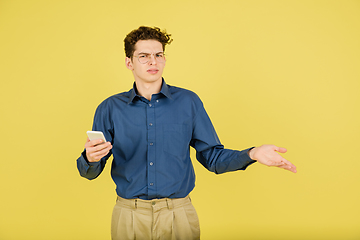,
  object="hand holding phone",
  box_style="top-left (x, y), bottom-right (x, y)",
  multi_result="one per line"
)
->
top-left (85, 131), bottom-right (112, 162)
